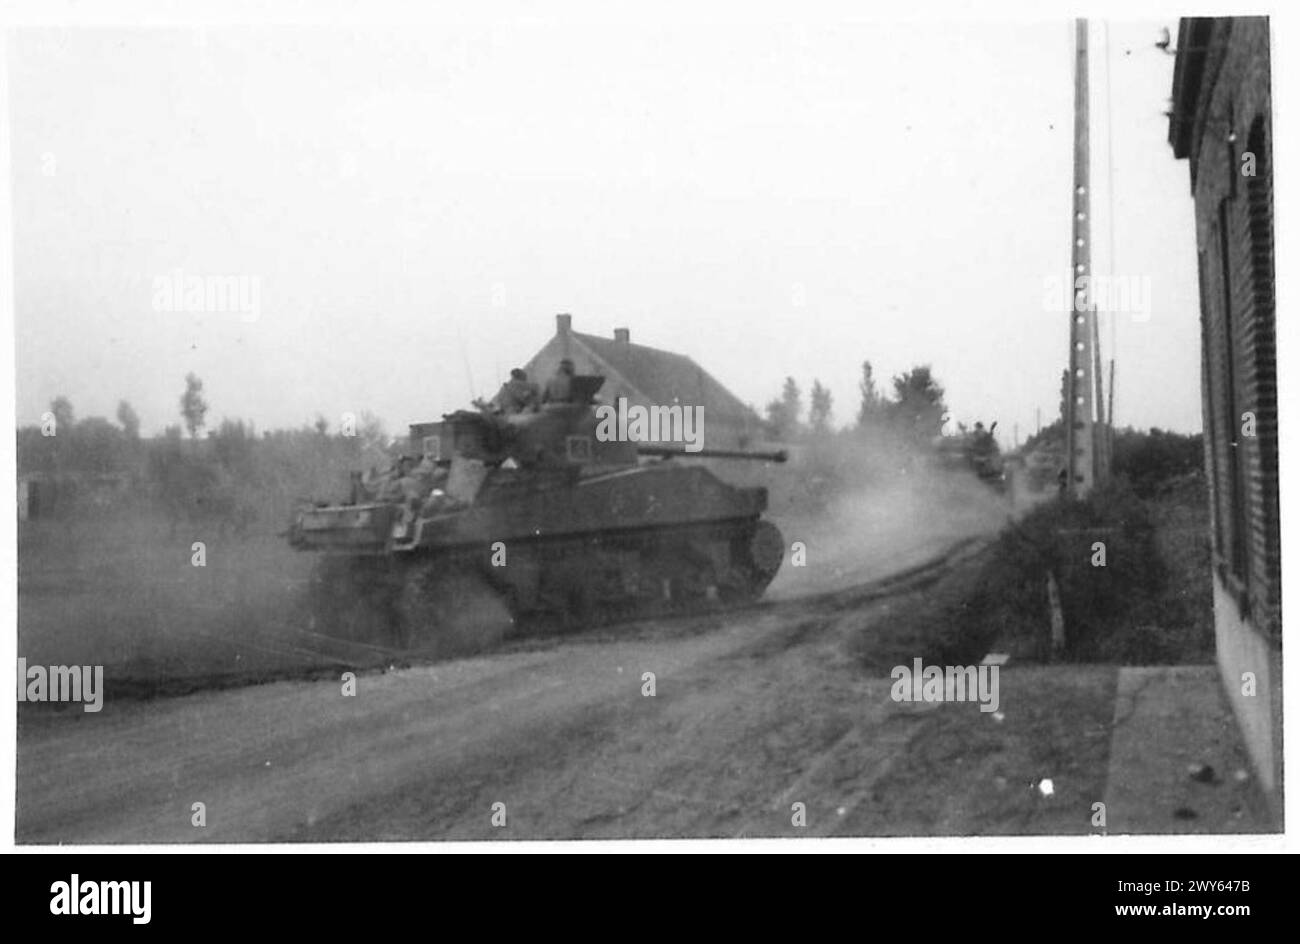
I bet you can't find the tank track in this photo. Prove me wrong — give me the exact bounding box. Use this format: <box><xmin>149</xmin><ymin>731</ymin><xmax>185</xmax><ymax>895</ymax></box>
<box><xmin>305</xmin><ymin>517</ymin><xmax>784</xmax><ymax>650</ymax></box>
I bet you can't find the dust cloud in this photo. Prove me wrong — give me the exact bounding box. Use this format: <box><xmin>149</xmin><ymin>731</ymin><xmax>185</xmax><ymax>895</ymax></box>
<box><xmin>757</xmin><ymin>437</ymin><xmax>1014</xmax><ymax>599</ymax></box>
<box><xmin>17</xmin><ymin>431</ymin><xmax>1019</xmax><ymax>692</ymax></box>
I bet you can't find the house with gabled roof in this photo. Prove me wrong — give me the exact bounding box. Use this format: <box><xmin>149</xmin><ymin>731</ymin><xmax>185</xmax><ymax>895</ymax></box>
<box><xmin>521</xmin><ymin>314</ymin><xmax>762</xmax><ymax>451</ymax></box>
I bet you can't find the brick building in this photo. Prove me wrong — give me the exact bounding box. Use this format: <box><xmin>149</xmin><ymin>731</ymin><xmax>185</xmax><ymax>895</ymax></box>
<box><xmin>521</xmin><ymin>314</ymin><xmax>763</xmax><ymax>451</ymax></box>
<box><xmin>1168</xmin><ymin>17</ymin><xmax>1281</xmax><ymax>807</ymax></box>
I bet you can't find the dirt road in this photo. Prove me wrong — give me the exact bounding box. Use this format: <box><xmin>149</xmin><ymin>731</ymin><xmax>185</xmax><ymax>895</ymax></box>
<box><xmin>19</xmin><ymin>507</ymin><xmax>1030</xmax><ymax>843</ymax></box>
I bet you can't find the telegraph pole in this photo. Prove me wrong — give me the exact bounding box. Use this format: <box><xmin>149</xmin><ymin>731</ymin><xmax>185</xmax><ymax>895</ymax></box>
<box><xmin>1065</xmin><ymin>18</ymin><xmax>1098</xmax><ymax>497</ymax></box>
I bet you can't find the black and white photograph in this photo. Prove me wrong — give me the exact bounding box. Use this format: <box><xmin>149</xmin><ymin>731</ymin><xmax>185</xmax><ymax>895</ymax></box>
<box><xmin>3</xmin><ymin>0</ymin><xmax>1290</xmax><ymax>859</ymax></box>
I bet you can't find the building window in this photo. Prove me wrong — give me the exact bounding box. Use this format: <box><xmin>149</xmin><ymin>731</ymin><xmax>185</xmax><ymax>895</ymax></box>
<box><xmin>1196</xmin><ymin>247</ymin><xmax>1218</xmax><ymax>506</ymax></box>
<box><xmin>1216</xmin><ymin>199</ymin><xmax>1249</xmax><ymax>586</ymax></box>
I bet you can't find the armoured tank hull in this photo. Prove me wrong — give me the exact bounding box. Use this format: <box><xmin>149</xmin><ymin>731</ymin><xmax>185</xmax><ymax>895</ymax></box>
<box><xmin>933</xmin><ymin>424</ymin><xmax>1007</xmax><ymax>493</ymax></box>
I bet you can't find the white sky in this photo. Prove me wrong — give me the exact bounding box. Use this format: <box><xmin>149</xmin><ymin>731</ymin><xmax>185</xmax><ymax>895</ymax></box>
<box><xmin>8</xmin><ymin>15</ymin><xmax>1203</xmax><ymax>445</ymax></box>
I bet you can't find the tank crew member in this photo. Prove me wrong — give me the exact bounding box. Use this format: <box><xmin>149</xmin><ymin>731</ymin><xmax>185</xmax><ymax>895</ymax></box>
<box><xmin>543</xmin><ymin>358</ymin><xmax>576</xmax><ymax>404</ymax></box>
<box><xmin>375</xmin><ymin>456</ymin><xmax>414</xmax><ymax>502</ymax></box>
<box><xmin>491</xmin><ymin>368</ymin><xmax>540</xmax><ymax>414</ymax></box>
<box><xmin>399</xmin><ymin>462</ymin><xmax>429</xmax><ymax>503</ymax></box>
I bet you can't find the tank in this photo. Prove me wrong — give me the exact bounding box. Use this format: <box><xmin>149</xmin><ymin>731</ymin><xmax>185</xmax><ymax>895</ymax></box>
<box><xmin>288</xmin><ymin>375</ymin><xmax>788</xmax><ymax>647</ymax></box>
<box><xmin>933</xmin><ymin>421</ymin><xmax>1007</xmax><ymax>492</ymax></box>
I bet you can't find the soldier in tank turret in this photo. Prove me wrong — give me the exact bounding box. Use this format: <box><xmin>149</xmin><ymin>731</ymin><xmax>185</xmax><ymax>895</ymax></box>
<box><xmin>543</xmin><ymin>358</ymin><xmax>576</xmax><ymax>404</ymax></box>
<box><xmin>491</xmin><ymin>368</ymin><xmax>540</xmax><ymax>415</ymax></box>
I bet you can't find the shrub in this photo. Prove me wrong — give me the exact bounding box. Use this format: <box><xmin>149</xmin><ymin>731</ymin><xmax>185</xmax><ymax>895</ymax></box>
<box><xmin>944</xmin><ymin>481</ymin><xmax>1172</xmax><ymax>662</ymax></box>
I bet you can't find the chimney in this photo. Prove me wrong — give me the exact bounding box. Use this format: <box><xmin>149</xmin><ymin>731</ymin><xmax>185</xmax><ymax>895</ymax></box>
<box><xmin>556</xmin><ymin>313</ymin><xmax>572</xmax><ymax>334</ymax></box>
<box><xmin>614</xmin><ymin>327</ymin><xmax>630</xmax><ymax>344</ymax></box>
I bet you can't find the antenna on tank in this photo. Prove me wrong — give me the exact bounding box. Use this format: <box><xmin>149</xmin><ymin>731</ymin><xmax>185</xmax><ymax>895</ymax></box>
<box><xmin>453</xmin><ymin>323</ymin><xmax>477</xmax><ymax>400</ymax></box>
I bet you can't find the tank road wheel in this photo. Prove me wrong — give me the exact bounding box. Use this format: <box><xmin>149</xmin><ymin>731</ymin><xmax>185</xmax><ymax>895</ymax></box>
<box><xmin>663</xmin><ymin>545</ymin><xmax>713</xmax><ymax>613</ymax></box>
<box><xmin>534</xmin><ymin>559</ymin><xmax>597</xmax><ymax>634</ymax></box>
<box><xmin>718</xmin><ymin>520</ymin><xmax>785</xmax><ymax>605</ymax></box>
<box><xmin>304</xmin><ymin>555</ymin><xmax>395</xmax><ymax>645</ymax></box>
<box><xmin>563</xmin><ymin>580</ymin><xmax>595</xmax><ymax>633</ymax></box>
<box><xmin>393</xmin><ymin>566</ymin><xmax>445</xmax><ymax>650</ymax></box>
<box><xmin>393</xmin><ymin>563</ymin><xmax>514</xmax><ymax>657</ymax></box>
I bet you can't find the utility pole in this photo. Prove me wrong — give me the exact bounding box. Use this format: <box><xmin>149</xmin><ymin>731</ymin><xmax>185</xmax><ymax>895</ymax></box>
<box><xmin>1065</xmin><ymin>18</ymin><xmax>1098</xmax><ymax>498</ymax></box>
<box><xmin>1107</xmin><ymin>358</ymin><xmax>1116</xmax><ymax>457</ymax></box>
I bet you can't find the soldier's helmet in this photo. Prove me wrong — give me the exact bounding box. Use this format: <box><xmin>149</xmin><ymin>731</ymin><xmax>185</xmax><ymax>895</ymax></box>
<box><xmin>559</xmin><ymin>358</ymin><xmax>575</xmax><ymax>373</ymax></box>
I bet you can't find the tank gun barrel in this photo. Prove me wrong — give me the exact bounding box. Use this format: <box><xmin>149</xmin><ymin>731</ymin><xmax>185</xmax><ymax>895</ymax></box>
<box><xmin>637</xmin><ymin>445</ymin><xmax>788</xmax><ymax>463</ymax></box>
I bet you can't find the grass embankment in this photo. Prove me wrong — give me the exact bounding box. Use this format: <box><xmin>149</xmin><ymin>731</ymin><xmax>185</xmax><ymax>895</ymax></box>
<box><xmin>853</xmin><ymin>474</ymin><xmax>1214</xmax><ymax>668</ymax></box>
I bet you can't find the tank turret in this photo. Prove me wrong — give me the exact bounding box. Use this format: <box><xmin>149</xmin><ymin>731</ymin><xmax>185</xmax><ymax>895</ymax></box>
<box><xmin>410</xmin><ymin>376</ymin><xmax>787</xmax><ymax>471</ymax></box>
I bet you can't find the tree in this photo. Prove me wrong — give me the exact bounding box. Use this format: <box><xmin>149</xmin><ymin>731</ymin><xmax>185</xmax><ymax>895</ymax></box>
<box><xmin>49</xmin><ymin>396</ymin><xmax>75</xmax><ymax>433</ymax></box>
<box><xmin>356</xmin><ymin>410</ymin><xmax>391</xmax><ymax>468</ymax></box>
<box><xmin>44</xmin><ymin>396</ymin><xmax>77</xmax><ymax>467</ymax></box>
<box><xmin>1025</xmin><ymin>418</ymin><xmax>1064</xmax><ymax>451</ymax></box>
<box><xmin>888</xmin><ymin>365</ymin><xmax>947</xmax><ymax>442</ymax></box>
<box><xmin>857</xmin><ymin>360</ymin><xmax>883</xmax><ymax>428</ymax></box>
<box><xmin>358</xmin><ymin>410</ymin><xmax>387</xmax><ymax>448</ymax></box>
<box><xmin>116</xmin><ymin>400</ymin><xmax>141</xmax><ymax>439</ymax></box>
<box><xmin>764</xmin><ymin>377</ymin><xmax>804</xmax><ymax>441</ymax></box>
<box><xmin>72</xmin><ymin>417</ymin><xmax>123</xmax><ymax>475</ymax></box>
<box><xmin>212</xmin><ymin>418</ymin><xmax>255</xmax><ymax>475</ymax></box>
<box><xmin>1113</xmin><ymin>427</ymin><xmax>1204</xmax><ymax>497</ymax></box>
<box><xmin>180</xmin><ymin>373</ymin><xmax>208</xmax><ymax>439</ymax></box>
<box><xmin>314</xmin><ymin>415</ymin><xmax>329</xmax><ymax>436</ymax></box>
<box><xmin>782</xmin><ymin>377</ymin><xmax>802</xmax><ymax>428</ymax></box>
<box><xmin>809</xmin><ymin>380</ymin><xmax>833</xmax><ymax>436</ymax></box>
